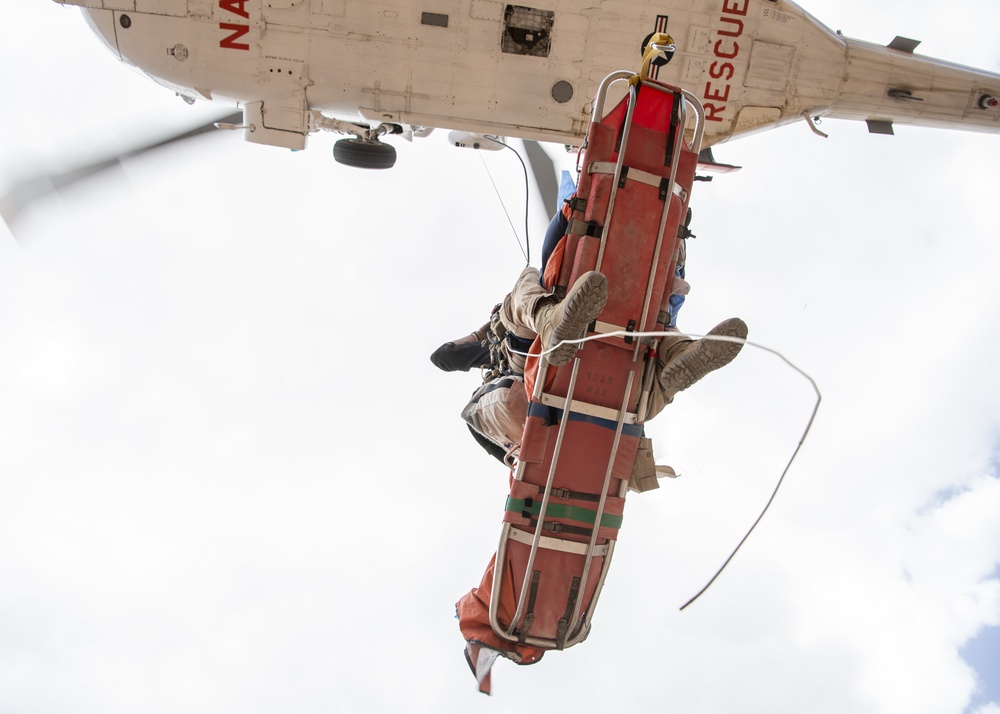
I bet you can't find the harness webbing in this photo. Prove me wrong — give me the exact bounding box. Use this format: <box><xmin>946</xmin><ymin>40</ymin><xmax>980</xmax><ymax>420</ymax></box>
<box><xmin>506</xmin><ymin>333</ymin><xmax>534</xmax><ymax>352</ymax></box>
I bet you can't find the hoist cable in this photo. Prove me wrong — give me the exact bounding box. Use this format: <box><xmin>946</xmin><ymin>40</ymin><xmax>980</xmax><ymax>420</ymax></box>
<box><xmin>477</xmin><ymin>136</ymin><xmax>531</xmax><ymax>265</ymax></box>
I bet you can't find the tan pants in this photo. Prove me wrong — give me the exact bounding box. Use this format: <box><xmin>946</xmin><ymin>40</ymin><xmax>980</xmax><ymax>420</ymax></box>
<box><xmin>497</xmin><ymin>267</ymin><xmax>554</xmax><ymax>375</ymax></box>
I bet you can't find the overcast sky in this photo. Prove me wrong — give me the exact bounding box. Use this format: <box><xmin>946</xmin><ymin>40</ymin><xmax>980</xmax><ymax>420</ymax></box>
<box><xmin>1</xmin><ymin>2</ymin><xmax>999</xmax><ymax>712</ymax></box>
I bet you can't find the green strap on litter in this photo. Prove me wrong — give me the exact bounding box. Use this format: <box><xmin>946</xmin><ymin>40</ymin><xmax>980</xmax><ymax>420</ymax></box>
<box><xmin>506</xmin><ymin>497</ymin><xmax>623</xmax><ymax>530</ymax></box>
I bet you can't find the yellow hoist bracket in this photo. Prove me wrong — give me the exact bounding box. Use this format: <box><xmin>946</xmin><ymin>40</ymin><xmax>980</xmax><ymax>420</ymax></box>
<box><xmin>632</xmin><ymin>33</ymin><xmax>676</xmax><ymax>88</ymax></box>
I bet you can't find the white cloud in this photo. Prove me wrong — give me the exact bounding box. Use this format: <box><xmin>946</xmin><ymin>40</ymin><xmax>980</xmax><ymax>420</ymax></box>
<box><xmin>2</xmin><ymin>2</ymin><xmax>1000</xmax><ymax>713</ymax></box>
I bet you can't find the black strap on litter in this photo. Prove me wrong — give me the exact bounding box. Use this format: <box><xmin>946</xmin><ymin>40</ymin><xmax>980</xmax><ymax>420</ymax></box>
<box><xmin>614</xmin><ymin>106</ymin><xmax>627</xmax><ymax>153</ymax></box>
<box><xmin>659</xmin><ymin>177</ymin><xmax>672</xmax><ymax>202</ymax></box>
<box><xmin>623</xmin><ymin>319</ymin><xmax>637</xmax><ymax>345</ymax></box>
<box><xmin>541</xmin><ymin>404</ymin><xmax>559</xmax><ymax>427</ymax></box>
<box><xmin>539</xmin><ymin>520</ymin><xmax>593</xmax><ymax>538</ymax></box>
<box><xmin>664</xmin><ymin>91</ymin><xmax>680</xmax><ymax>166</ymax></box>
<box><xmin>522</xmin><ymin>517</ymin><xmax>594</xmax><ymax>538</ymax></box>
<box><xmin>617</xmin><ymin>166</ymin><xmax>630</xmax><ymax>189</ymax></box>
<box><xmin>556</xmin><ymin>576</ymin><xmax>581</xmax><ymax>650</ymax></box>
<box><xmin>565</xmin><ymin>195</ymin><xmax>588</xmax><ymax>213</ymax></box>
<box><xmin>544</xmin><ymin>486</ymin><xmax>602</xmax><ymax>503</ymax></box>
<box><xmin>518</xmin><ymin>570</ymin><xmax>541</xmax><ymax>644</ymax></box>
<box><xmin>569</xmin><ymin>219</ymin><xmax>603</xmax><ymax>238</ymax></box>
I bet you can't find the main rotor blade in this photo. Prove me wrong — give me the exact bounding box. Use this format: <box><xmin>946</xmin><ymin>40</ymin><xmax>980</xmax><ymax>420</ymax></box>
<box><xmin>1</xmin><ymin>112</ymin><xmax>242</xmax><ymax>240</ymax></box>
<box><xmin>522</xmin><ymin>140</ymin><xmax>559</xmax><ymax>218</ymax></box>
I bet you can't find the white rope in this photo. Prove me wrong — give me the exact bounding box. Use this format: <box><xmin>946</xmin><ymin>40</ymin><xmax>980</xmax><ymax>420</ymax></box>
<box><xmin>512</xmin><ymin>329</ymin><xmax>822</xmax><ymax>610</ymax></box>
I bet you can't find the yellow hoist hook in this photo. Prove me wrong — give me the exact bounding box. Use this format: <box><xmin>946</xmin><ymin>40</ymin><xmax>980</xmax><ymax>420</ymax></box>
<box><xmin>632</xmin><ymin>32</ymin><xmax>676</xmax><ymax>87</ymax></box>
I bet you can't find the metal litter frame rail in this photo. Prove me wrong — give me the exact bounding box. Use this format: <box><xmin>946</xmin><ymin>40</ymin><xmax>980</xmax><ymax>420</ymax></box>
<box><xmin>489</xmin><ymin>70</ymin><xmax>707</xmax><ymax>651</ymax></box>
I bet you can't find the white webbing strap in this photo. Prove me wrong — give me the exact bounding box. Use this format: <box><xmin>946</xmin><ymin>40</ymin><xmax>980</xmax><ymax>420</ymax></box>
<box><xmin>537</xmin><ymin>391</ymin><xmax>639</xmax><ymax>425</ymax></box>
<box><xmin>507</xmin><ymin>525</ymin><xmax>610</xmax><ymax>556</ymax></box>
<box><xmin>588</xmin><ymin>161</ymin><xmax>688</xmax><ymax>202</ymax></box>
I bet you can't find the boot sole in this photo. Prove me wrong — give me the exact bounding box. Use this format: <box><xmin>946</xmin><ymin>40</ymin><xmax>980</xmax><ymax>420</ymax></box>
<box><xmin>659</xmin><ymin>318</ymin><xmax>747</xmax><ymax>393</ymax></box>
<box><xmin>549</xmin><ymin>273</ymin><xmax>608</xmax><ymax>366</ymax></box>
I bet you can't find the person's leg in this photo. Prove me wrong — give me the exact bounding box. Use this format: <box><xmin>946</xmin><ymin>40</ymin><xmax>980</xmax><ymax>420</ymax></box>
<box><xmin>499</xmin><ymin>266</ymin><xmax>608</xmax><ymax>368</ymax></box>
<box><xmin>499</xmin><ymin>267</ymin><xmax>551</xmax><ymax>341</ymax></box>
<box><xmin>533</xmin><ymin>272</ymin><xmax>608</xmax><ymax>365</ymax></box>
<box><xmin>658</xmin><ymin>318</ymin><xmax>747</xmax><ymax>398</ymax></box>
<box><xmin>643</xmin><ymin>318</ymin><xmax>747</xmax><ymax>418</ymax></box>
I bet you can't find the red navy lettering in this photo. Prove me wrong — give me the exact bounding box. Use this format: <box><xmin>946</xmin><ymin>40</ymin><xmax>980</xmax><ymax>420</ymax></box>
<box><xmin>713</xmin><ymin>39</ymin><xmax>739</xmax><ymax>59</ymax></box>
<box><xmin>704</xmin><ymin>0</ymin><xmax>748</xmax><ymax>122</ymax></box>
<box><xmin>219</xmin><ymin>0</ymin><xmax>249</xmax><ymax>18</ymax></box>
<box><xmin>219</xmin><ymin>0</ymin><xmax>250</xmax><ymax>51</ymax></box>
<box><xmin>718</xmin><ymin>17</ymin><xmax>744</xmax><ymax>37</ymax></box>
<box><xmin>220</xmin><ymin>22</ymin><xmax>250</xmax><ymax>50</ymax></box>
<box><xmin>709</xmin><ymin>61</ymin><xmax>735</xmax><ymax>81</ymax></box>
<box><xmin>705</xmin><ymin>82</ymin><xmax>730</xmax><ymax>103</ymax></box>
<box><xmin>722</xmin><ymin>0</ymin><xmax>749</xmax><ymax>15</ymax></box>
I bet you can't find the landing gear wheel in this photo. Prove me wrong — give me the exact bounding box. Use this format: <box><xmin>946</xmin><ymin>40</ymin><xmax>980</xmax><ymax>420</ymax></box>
<box><xmin>333</xmin><ymin>138</ymin><xmax>397</xmax><ymax>169</ymax></box>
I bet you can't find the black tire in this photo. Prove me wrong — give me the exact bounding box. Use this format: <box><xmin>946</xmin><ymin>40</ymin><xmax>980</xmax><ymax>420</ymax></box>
<box><xmin>333</xmin><ymin>138</ymin><xmax>397</xmax><ymax>169</ymax></box>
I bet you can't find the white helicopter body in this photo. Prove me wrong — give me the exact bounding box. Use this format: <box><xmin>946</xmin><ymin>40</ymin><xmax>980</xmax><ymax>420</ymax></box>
<box><xmin>57</xmin><ymin>0</ymin><xmax>1000</xmax><ymax>153</ymax></box>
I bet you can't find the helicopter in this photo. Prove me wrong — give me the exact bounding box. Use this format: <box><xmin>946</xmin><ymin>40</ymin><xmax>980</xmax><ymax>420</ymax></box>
<box><xmin>10</xmin><ymin>0</ymin><xmax>999</xmax><ymax>231</ymax></box>
<box><xmin>49</xmin><ymin>0</ymin><xmax>1000</xmax><ymax>167</ymax></box>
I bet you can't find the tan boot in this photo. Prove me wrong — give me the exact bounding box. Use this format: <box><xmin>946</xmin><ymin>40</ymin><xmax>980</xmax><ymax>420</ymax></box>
<box><xmin>658</xmin><ymin>317</ymin><xmax>747</xmax><ymax>399</ymax></box>
<box><xmin>534</xmin><ymin>271</ymin><xmax>608</xmax><ymax>366</ymax></box>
